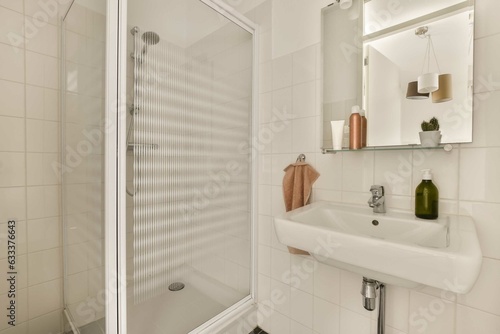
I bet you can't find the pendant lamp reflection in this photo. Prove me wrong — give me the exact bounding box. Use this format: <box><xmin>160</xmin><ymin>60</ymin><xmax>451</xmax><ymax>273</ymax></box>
<box><xmin>406</xmin><ymin>81</ymin><xmax>429</xmax><ymax>100</ymax></box>
<box><xmin>416</xmin><ymin>27</ymin><xmax>441</xmax><ymax>94</ymax></box>
<box><xmin>418</xmin><ymin>73</ymin><xmax>439</xmax><ymax>93</ymax></box>
<box><xmin>432</xmin><ymin>74</ymin><xmax>453</xmax><ymax>103</ymax></box>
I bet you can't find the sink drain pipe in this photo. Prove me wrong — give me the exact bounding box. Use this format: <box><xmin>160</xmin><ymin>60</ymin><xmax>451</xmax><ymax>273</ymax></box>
<box><xmin>361</xmin><ymin>277</ymin><xmax>385</xmax><ymax>334</ymax></box>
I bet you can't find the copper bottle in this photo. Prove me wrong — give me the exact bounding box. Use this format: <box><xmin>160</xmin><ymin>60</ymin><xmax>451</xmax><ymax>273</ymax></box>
<box><xmin>349</xmin><ymin>106</ymin><xmax>362</xmax><ymax>150</ymax></box>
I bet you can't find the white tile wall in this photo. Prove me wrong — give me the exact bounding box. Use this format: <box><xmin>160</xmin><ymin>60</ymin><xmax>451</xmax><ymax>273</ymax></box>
<box><xmin>0</xmin><ymin>1</ymin><xmax>63</xmax><ymax>333</ymax></box>
<box><xmin>255</xmin><ymin>0</ymin><xmax>500</xmax><ymax>333</ymax></box>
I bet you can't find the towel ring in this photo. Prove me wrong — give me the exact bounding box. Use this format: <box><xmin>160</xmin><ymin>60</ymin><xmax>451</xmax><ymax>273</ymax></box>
<box><xmin>296</xmin><ymin>154</ymin><xmax>306</xmax><ymax>162</ymax></box>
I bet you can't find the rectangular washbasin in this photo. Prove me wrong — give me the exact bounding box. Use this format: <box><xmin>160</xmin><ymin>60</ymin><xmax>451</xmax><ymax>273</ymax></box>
<box><xmin>274</xmin><ymin>201</ymin><xmax>482</xmax><ymax>293</ymax></box>
<box><xmin>290</xmin><ymin>202</ymin><xmax>450</xmax><ymax>248</ymax></box>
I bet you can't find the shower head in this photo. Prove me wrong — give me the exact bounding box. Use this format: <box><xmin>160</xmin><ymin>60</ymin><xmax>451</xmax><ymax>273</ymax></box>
<box><xmin>140</xmin><ymin>31</ymin><xmax>159</xmax><ymax>58</ymax></box>
<box><xmin>142</xmin><ymin>31</ymin><xmax>160</xmax><ymax>45</ymax></box>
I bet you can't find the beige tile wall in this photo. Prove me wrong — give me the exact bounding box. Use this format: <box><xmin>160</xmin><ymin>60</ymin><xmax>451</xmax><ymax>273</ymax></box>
<box><xmin>0</xmin><ymin>0</ymin><xmax>63</xmax><ymax>333</ymax></box>
<box><xmin>253</xmin><ymin>0</ymin><xmax>500</xmax><ymax>333</ymax></box>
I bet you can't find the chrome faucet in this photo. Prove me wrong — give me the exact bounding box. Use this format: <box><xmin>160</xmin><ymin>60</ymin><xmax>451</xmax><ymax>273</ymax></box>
<box><xmin>368</xmin><ymin>185</ymin><xmax>386</xmax><ymax>213</ymax></box>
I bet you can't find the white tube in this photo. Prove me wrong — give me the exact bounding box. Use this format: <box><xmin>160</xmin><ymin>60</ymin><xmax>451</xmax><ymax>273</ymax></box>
<box><xmin>331</xmin><ymin>120</ymin><xmax>345</xmax><ymax>150</ymax></box>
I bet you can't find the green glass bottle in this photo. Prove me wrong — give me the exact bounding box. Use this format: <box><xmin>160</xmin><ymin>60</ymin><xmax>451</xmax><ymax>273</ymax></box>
<box><xmin>415</xmin><ymin>169</ymin><xmax>439</xmax><ymax>219</ymax></box>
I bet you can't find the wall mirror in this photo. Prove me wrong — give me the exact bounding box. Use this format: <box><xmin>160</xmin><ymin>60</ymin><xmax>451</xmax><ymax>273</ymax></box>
<box><xmin>321</xmin><ymin>0</ymin><xmax>474</xmax><ymax>149</ymax></box>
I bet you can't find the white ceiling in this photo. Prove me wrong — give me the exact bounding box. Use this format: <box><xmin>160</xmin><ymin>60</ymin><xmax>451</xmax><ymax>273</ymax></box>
<box><xmin>364</xmin><ymin>0</ymin><xmax>468</xmax><ymax>35</ymax></box>
<box><xmin>128</xmin><ymin>0</ymin><xmax>264</xmax><ymax>48</ymax></box>
<box><xmin>366</xmin><ymin>10</ymin><xmax>473</xmax><ymax>74</ymax></box>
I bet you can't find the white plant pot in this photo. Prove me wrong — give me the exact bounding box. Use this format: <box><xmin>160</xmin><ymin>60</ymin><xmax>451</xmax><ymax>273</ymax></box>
<box><xmin>419</xmin><ymin>131</ymin><xmax>442</xmax><ymax>147</ymax></box>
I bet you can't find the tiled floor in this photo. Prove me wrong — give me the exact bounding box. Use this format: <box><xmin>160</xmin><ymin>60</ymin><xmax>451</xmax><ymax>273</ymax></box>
<box><xmin>73</xmin><ymin>320</ymin><xmax>267</xmax><ymax>334</ymax></box>
<box><xmin>78</xmin><ymin>318</ymin><xmax>106</xmax><ymax>334</ymax></box>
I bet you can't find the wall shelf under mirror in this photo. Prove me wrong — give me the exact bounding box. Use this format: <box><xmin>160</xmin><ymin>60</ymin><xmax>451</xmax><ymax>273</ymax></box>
<box><xmin>321</xmin><ymin>143</ymin><xmax>454</xmax><ymax>154</ymax></box>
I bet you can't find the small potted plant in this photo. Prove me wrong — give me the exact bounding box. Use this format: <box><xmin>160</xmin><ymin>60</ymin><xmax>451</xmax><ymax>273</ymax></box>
<box><xmin>419</xmin><ymin>117</ymin><xmax>442</xmax><ymax>147</ymax></box>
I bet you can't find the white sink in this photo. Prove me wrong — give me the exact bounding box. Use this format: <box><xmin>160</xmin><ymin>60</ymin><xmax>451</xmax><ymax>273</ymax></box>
<box><xmin>274</xmin><ymin>201</ymin><xmax>482</xmax><ymax>293</ymax></box>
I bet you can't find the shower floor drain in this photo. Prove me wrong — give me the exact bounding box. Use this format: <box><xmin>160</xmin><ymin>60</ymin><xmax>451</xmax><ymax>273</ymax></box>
<box><xmin>168</xmin><ymin>282</ymin><xmax>185</xmax><ymax>291</ymax></box>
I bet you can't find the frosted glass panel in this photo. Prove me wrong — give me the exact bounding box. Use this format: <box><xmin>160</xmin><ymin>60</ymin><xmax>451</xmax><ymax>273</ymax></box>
<box><xmin>62</xmin><ymin>1</ymin><xmax>107</xmax><ymax>332</ymax></box>
<box><xmin>126</xmin><ymin>0</ymin><xmax>253</xmax><ymax>332</ymax></box>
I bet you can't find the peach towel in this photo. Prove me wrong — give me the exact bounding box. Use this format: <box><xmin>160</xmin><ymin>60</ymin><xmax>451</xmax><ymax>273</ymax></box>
<box><xmin>282</xmin><ymin>162</ymin><xmax>320</xmax><ymax>255</ymax></box>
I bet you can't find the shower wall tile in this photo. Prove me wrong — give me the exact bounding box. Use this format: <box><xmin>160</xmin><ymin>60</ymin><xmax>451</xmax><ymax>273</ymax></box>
<box><xmin>0</xmin><ymin>289</ymin><xmax>28</xmax><ymax>331</ymax></box>
<box><xmin>66</xmin><ymin>271</ymin><xmax>88</xmax><ymax>305</ymax></box>
<box><xmin>0</xmin><ymin>116</ymin><xmax>25</xmax><ymax>151</ymax></box>
<box><xmin>0</xmin><ymin>187</ymin><xmax>26</xmax><ymax>221</ymax></box>
<box><xmin>0</xmin><ymin>43</ymin><xmax>24</xmax><ymax>82</ymax></box>
<box><xmin>27</xmin><ymin>310</ymin><xmax>62</xmax><ymax>334</ymax></box>
<box><xmin>0</xmin><ymin>79</ymin><xmax>24</xmax><ymax>117</ymax></box>
<box><xmin>0</xmin><ymin>255</ymin><xmax>27</xmax><ymax>291</ymax></box>
<box><xmin>25</xmin><ymin>51</ymin><xmax>59</xmax><ymax>89</ymax></box>
<box><xmin>26</xmin><ymin>186</ymin><xmax>59</xmax><ymax>219</ymax></box>
<box><xmin>24</xmin><ymin>0</ymin><xmax>60</xmax><ymax>25</ymax></box>
<box><xmin>26</xmin><ymin>119</ymin><xmax>44</xmax><ymax>152</ymax></box>
<box><xmin>0</xmin><ymin>0</ymin><xmax>23</xmax><ymax>13</ymax></box>
<box><xmin>43</xmin><ymin>121</ymin><xmax>60</xmax><ymax>153</ymax></box>
<box><xmin>25</xmin><ymin>155</ymin><xmax>43</xmax><ymax>182</ymax></box>
<box><xmin>26</xmin><ymin>85</ymin><xmax>44</xmax><ymax>119</ymax></box>
<box><xmin>0</xmin><ymin>1</ymin><xmax>67</xmax><ymax>333</ymax></box>
<box><xmin>27</xmin><ymin>279</ymin><xmax>62</xmax><ymax>319</ymax></box>
<box><xmin>27</xmin><ymin>248</ymin><xmax>61</xmax><ymax>286</ymax></box>
<box><xmin>26</xmin><ymin>86</ymin><xmax>60</xmax><ymax>121</ymax></box>
<box><xmin>27</xmin><ymin>217</ymin><xmax>60</xmax><ymax>252</ymax></box>
<box><xmin>0</xmin><ymin>153</ymin><xmax>25</xmax><ymax>186</ymax></box>
<box><xmin>25</xmin><ymin>21</ymin><xmax>58</xmax><ymax>58</ymax></box>
<box><xmin>0</xmin><ymin>7</ymin><xmax>24</xmax><ymax>47</ymax></box>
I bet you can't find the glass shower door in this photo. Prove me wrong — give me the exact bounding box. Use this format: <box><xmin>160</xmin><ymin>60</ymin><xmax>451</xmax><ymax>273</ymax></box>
<box><xmin>62</xmin><ymin>1</ymin><xmax>107</xmax><ymax>332</ymax></box>
<box><xmin>125</xmin><ymin>0</ymin><xmax>254</xmax><ymax>333</ymax></box>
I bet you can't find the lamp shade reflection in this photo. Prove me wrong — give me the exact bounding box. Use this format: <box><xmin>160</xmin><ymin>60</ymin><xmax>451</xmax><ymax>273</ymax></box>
<box><xmin>406</xmin><ymin>81</ymin><xmax>430</xmax><ymax>100</ymax></box>
<box><xmin>432</xmin><ymin>74</ymin><xmax>453</xmax><ymax>103</ymax></box>
<box><xmin>418</xmin><ymin>72</ymin><xmax>439</xmax><ymax>93</ymax></box>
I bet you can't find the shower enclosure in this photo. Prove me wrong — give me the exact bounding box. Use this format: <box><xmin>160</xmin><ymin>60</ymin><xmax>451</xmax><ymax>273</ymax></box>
<box><xmin>62</xmin><ymin>0</ymin><xmax>257</xmax><ymax>333</ymax></box>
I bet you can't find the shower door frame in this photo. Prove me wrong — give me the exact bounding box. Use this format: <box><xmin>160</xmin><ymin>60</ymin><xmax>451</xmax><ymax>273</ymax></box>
<box><xmin>107</xmin><ymin>0</ymin><xmax>260</xmax><ymax>333</ymax></box>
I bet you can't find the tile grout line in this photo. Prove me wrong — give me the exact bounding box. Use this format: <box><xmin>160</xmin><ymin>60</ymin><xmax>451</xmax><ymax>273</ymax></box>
<box><xmin>22</xmin><ymin>0</ymin><xmax>32</xmax><ymax>325</ymax></box>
